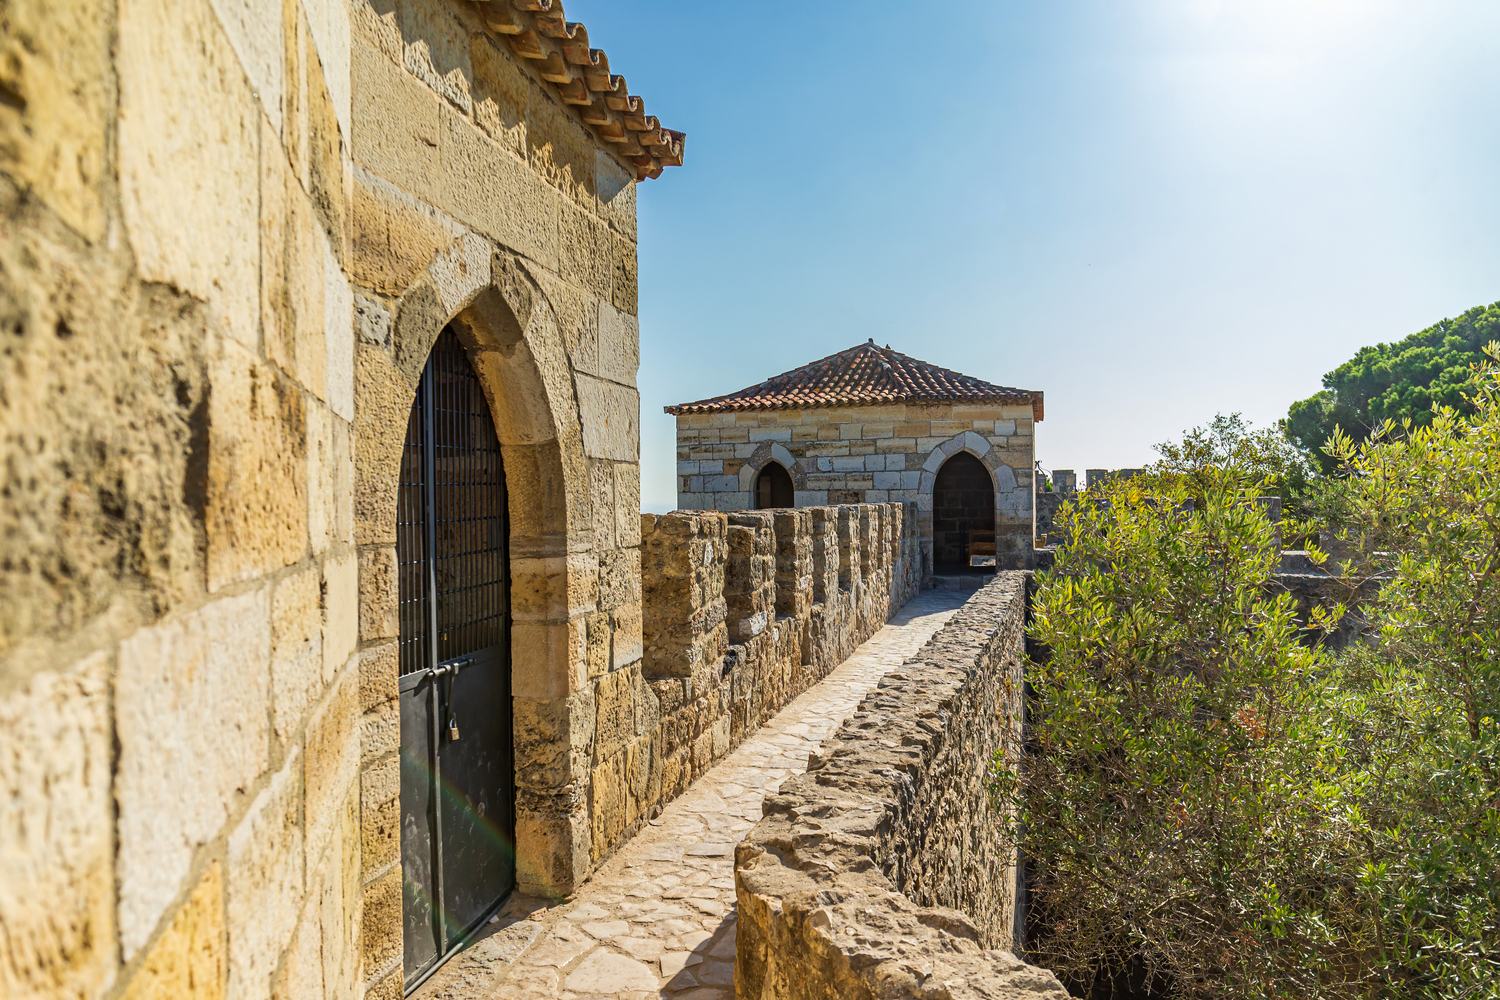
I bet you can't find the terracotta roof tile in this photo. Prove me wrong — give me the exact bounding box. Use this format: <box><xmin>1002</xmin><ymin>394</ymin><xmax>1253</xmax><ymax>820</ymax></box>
<box><xmin>665</xmin><ymin>341</ymin><xmax>1044</xmax><ymax>421</ymax></box>
<box><xmin>476</xmin><ymin>0</ymin><xmax>683</xmax><ymax>181</ymax></box>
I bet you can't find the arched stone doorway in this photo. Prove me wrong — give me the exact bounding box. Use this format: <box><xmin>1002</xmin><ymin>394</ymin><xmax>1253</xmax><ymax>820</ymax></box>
<box><xmin>932</xmin><ymin>452</ymin><xmax>995</xmax><ymax>573</ymax></box>
<box><xmin>755</xmin><ymin>461</ymin><xmax>794</xmax><ymax>508</ymax></box>
<box><xmin>397</xmin><ymin>326</ymin><xmax>515</xmax><ymax>989</ymax></box>
<box><xmin>357</xmin><ymin>249</ymin><xmax>600</xmax><ymax>996</ymax></box>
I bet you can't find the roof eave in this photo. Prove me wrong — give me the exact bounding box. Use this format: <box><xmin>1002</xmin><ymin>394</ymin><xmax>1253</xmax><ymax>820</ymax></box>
<box><xmin>667</xmin><ymin>392</ymin><xmax>1045</xmax><ymax>418</ymax></box>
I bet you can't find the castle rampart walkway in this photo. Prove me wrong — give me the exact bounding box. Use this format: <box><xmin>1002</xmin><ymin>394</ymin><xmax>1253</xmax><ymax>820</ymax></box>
<box><xmin>412</xmin><ymin>589</ymin><xmax>973</xmax><ymax>1000</ymax></box>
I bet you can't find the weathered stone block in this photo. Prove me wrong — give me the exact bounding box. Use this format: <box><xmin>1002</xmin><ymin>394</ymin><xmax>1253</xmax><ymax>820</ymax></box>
<box><xmin>613</xmin><ymin>601</ymin><xmax>644</xmax><ymax>670</ymax></box>
<box><xmin>513</xmin><ymin>693</ymin><xmax>592</xmax><ymax>792</ymax></box>
<box><xmin>584</xmin><ymin>611</ymin><xmax>611</xmax><ymax>680</ymax></box>
<box><xmin>323</xmin><ymin>551</ymin><xmax>358</xmax><ymax>678</ymax></box>
<box><xmin>272</xmin><ymin>902</ymin><xmax>322</xmax><ymax>1000</ymax></box>
<box><xmin>593</xmin><ymin>667</ymin><xmax>635</xmax><ymax>762</ymax></box>
<box><xmin>0</xmin><ymin>0</ymin><xmax>110</xmax><ymax>241</ymax></box>
<box><xmin>208</xmin><ymin>0</ymin><xmax>284</xmax><ymax>132</ymax></box>
<box><xmin>119</xmin><ymin>0</ymin><xmax>260</xmax><ymax>348</ymax></box>
<box><xmin>317</xmin><ymin>794</ymin><xmax>361</xmax><ymax>1000</ymax></box>
<box><xmin>122</xmin><ymin>862</ymin><xmax>226</xmax><ymax>1000</ymax></box>
<box><xmin>514</xmin><ymin>812</ymin><xmax>590</xmax><ymax>899</ymax></box>
<box><xmin>353</xmin><ymin>343</ymin><xmax>413</xmax><ymax>544</ymax></box>
<box><xmin>359</xmin><ymin>867</ymin><xmax>402</xmax><ymax>981</ymax></box>
<box><xmin>117</xmin><ymin>588</ymin><xmax>271</xmax><ymax>958</ymax></box>
<box><xmin>437</xmin><ymin>104</ymin><xmax>558</xmax><ymax>268</ymax></box>
<box><xmin>360</xmin><ymin>755</ymin><xmax>400</xmax><ymax>879</ymax></box>
<box><xmin>307</xmin><ymin>404</ymin><xmax>355</xmax><ymax>554</ymax></box>
<box><xmin>350</xmin><ymin>175</ymin><xmax>460</xmax><ymax>296</ymax></box>
<box><xmin>527</xmin><ymin>81</ymin><xmax>596</xmax><ymax>207</ymax></box>
<box><xmin>351</xmin><ymin>42</ymin><xmax>439</xmax><ymax>200</ymax></box>
<box><xmin>207</xmin><ymin>342</ymin><xmax>309</xmax><ymax>590</ymax></box>
<box><xmin>398</xmin><ymin>0</ymin><xmax>472</xmax><ymax>112</ymax></box>
<box><xmin>576</xmin><ymin>374</ymin><xmax>639</xmax><ymax>462</ymax></box>
<box><xmin>272</xmin><ymin>565</ymin><xmax>324</xmax><ymax>742</ymax></box>
<box><xmin>304</xmin><ymin>666</ymin><xmax>360</xmax><ymax>875</ymax></box>
<box><xmin>470</xmin><ymin>33</ymin><xmax>527</xmax><ymax>155</ymax></box>
<box><xmin>227</xmin><ymin>752</ymin><xmax>304</xmax><ymax>1000</ymax></box>
<box><xmin>512</xmin><ymin>619</ymin><xmax>585</xmax><ymax>700</ymax></box>
<box><xmin>611</xmin><ymin>233</ymin><xmax>637</xmax><ymax>313</ymax></box>
<box><xmin>358</xmin><ymin>545</ymin><xmax>398</xmax><ymax>642</ymax></box>
<box><xmin>598</xmin><ymin>547</ymin><xmax>641</xmax><ymax>612</ymax></box>
<box><xmin>325</xmin><ymin>244</ymin><xmax>354</xmax><ymax>422</ymax></box>
<box><xmin>588</xmin><ymin>752</ymin><xmax>627</xmax><ymax>860</ymax></box>
<box><xmin>559</xmin><ymin>199</ymin><xmax>613</xmax><ymax>302</ymax></box>
<box><xmin>596</xmin><ymin>149</ymin><xmax>637</xmax><ymax>240</ymax></box>
<box><xmin>301</xmin><ymin>0</ymin><xmax>352</xmax><ymax>142</ymax></box>
<box><xmin>0</xmin><ymin>653</ymin><xmax>115</xmax><ymax>1000</ymax></box>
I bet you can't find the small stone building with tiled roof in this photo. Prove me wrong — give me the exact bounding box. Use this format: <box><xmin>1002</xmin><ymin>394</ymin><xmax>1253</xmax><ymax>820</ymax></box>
<box><xmin>667</xmin><ymin>341</ymin><xmax>1043</xmax><ymax>574</ymax></box>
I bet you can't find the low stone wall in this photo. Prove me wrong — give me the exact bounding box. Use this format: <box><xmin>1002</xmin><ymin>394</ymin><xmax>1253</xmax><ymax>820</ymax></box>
<box><xmin>734</xmin><ymin>572</ymin><xmax>1067</xmax><ymax>999</ymax></box>
<box><xmin>586</xmin><ymin>503</ymin><xmax>921</xmax><ymax>864</ymax></box>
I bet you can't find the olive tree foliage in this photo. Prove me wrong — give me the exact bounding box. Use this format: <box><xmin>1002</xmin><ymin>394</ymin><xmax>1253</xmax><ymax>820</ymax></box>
<box><xmin>995</xmin><ymin>470</ymin><xmax>1346</xmax><ymax>997</ymax></box>
<box><xmin>1154</xmin><ymin>412</ymin><xmax>1315</xmax><ymax>516</ymax></box>
<box><xmin>1000</xmin><ymin>358</ymin><xmax>1500</xmax><ymax>998</ymax></box>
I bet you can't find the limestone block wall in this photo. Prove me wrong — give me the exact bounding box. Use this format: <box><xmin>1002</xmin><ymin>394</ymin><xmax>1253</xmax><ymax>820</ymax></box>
<box><xmin>0</xmin><ymin>1</ymin><xmax>652</xmax><ymax>999</ymax></box>
<box><xmin>616</xmin><ymin>503</ymin><xmax>920</xmax><ymax>861</ymax></box>
<box><xmin>735</xmin><ymin>573</ymin><xmax>1066</xmax><ymax>1000</ymax></box>
<box><xmin>673</xmin><ymin>403</ymin><xmax>1037</xmax><ymax>572</ymax></box>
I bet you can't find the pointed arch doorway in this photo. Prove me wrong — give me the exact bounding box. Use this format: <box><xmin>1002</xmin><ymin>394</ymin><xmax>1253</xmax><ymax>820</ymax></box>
<box><xmin>397</xmin><ymin>326</ymin><xmax>515</xmax><ymax>991</ymax></box>
<box><xmin>932</xmin><ymin>451</ymin><xmax>995</xmax><ymax>573</ymax></box>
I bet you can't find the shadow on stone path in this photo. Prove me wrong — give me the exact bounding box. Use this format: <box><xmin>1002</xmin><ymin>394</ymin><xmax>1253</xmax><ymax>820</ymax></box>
<box><xmin>412</xmin><ymin>589</ymin><xmax>975</xmax><ymax>1000</ymax></box>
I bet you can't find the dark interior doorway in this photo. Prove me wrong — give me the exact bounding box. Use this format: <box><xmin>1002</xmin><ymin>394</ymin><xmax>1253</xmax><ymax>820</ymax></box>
<box><xmin>755</xmin><ymin>461</ymin><xmax>794</xmax><ymax>509</ymax></box>
<box><xmin>397</xmin><ymin>327</ymin><xmax>514</xmax><ymax>993</ymax></box>
<box><xmin>932</xmin><ymin>452</ymin><xmax>995</xmax><ymax>574</ymax></box>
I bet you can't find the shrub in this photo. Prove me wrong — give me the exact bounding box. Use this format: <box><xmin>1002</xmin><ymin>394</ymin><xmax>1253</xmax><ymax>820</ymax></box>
<box><xmin>1003</xmin><ymin>358</ymin><xmax>1500</xmax><ymax>998</ymax></box>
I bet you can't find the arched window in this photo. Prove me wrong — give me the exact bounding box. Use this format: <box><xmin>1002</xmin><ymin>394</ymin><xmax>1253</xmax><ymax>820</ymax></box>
<box><xmin>754</xmin><ymin>461</ymin><xmax>794</xmax><ymax>509</ymax></box>
<box><xmin>932</xmin><ymin>452</ymin><xmax>995</xmax><ymax>572</ymax></box>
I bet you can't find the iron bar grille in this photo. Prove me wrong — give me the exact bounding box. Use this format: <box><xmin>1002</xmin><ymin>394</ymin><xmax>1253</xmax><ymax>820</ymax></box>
<box><xmin>397</xmin><ymin>327</ymin><xmax>508</xmax><ymax>677</ymax></box>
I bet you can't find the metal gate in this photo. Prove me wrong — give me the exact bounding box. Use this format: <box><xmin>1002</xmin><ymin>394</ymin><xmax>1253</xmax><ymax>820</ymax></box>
<box><xmin>397</xmin><ymin>327</ymin><xmax>515</xmax><ymax>992</ymax></box>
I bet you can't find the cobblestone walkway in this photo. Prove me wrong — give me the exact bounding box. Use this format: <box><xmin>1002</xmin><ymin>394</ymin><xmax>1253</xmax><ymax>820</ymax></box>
<box><xmin>414</xmin><ymin>589</ymin><xmax>973</xmax><ymax>1000</ymax></box>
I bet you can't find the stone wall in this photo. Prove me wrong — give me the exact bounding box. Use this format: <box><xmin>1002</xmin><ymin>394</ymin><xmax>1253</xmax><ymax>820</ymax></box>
<box><xmin>0</xmin><ymin>1</ymin><xmax>666</xmax><ymax>998</ymax></box>
<box><xmin>735</xmin><ymin>573</ymin><xmax>1067</xmax><ymax>1000</ymax></box>
<box><xmin>674</xmin><ymin>403</ymin><xmax>1037</xmax><ymax>572</ymax></box>
<box><xmin>611</xmin><ymin>503</ymin><xmax>920</xmax><ymax>863</ymax></box>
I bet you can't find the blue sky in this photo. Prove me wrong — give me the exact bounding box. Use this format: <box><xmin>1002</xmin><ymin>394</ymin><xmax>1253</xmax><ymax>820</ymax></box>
<box><xmin>568</xmin><ymin>1</ymin><xmax>1500</xmax><ymax>512</ymax></box>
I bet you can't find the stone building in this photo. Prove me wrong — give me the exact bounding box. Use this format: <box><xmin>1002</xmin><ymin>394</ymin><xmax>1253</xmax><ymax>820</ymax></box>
<box><xmin>0</xmin><ymin>1</ymin><xmax>684</xmax><ymax>997</ymax></box>
<box><xmin>667</xmin><ymin>341</ymin><xmax>1045</xmax><ymax>573</ymax></box>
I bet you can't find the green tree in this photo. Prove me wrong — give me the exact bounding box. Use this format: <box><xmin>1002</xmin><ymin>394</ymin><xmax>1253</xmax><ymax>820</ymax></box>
<box><xmin>1287</xmin><ymin>301</ymin><xmax>1500</xmax><ymax>472</ymax></box>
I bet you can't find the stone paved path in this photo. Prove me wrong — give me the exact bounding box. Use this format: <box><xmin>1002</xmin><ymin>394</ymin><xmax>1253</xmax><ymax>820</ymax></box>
<box><xmin>413</xmin><ymin>589</ymin><xmax>973</xmax><ymax>1000</ymax></box>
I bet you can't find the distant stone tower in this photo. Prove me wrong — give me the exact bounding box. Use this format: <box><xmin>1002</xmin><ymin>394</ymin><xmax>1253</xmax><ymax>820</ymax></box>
<box><xmin>667</xmin><ymin>341</ymin><xmax>1043</xmax><ymax>573</ymax></box>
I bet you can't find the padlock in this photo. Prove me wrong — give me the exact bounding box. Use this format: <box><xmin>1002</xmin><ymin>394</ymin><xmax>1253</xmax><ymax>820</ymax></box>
<box><xmin>448</xmin><ymin>717</ymin><xmax>460</xmax><ymax>742</ymax></box>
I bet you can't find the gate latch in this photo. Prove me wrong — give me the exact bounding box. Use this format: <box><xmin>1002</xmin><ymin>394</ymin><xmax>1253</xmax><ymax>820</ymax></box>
<box><xmin>428</xmin><ymin>657</ymin><xmax>473</xmax><ymax>679</ymax></box>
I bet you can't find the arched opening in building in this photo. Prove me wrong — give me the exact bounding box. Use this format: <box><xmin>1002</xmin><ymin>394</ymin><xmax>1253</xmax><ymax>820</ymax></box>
<box><xmin>397</xmin><ymin>326</ymin><xmax>515</xmax><ymax>991</ymax></box>
<box><xmin>932</xmin><ymin>452</ymin><xmax>995</xmax><ymax>574</ymax></box>
<box><xmin>755</xmin><ymin>461</ymin><xmax>794</xmax><ymax>509</ymax></box>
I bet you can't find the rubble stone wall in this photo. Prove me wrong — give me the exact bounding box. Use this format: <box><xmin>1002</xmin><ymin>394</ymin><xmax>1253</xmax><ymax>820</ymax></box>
<box><xmin>621</xmin><ymin>503</ymin><xmax>921</xmax><ymax>861</ymax></box>
<box><xmin>674</xmin><ymin>404</ymin><xmax>1037</xmax><ymax>572</ymax></box>
<box><xmin>735</xmin><ymin>573</ymin><xmax>1068</xmax><ymax>1000</ymax></box>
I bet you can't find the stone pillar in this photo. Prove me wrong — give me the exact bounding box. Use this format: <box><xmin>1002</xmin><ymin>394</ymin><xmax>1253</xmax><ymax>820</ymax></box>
<box><xmin>837</xmin><ymin>505</ymin><xmax>860</xmax><ymax>594</ymax></box>
<box><xmin>809</xmin><ymin>507</ymin><xmax>837</xmax><ymax>606</ymax></box>
<box><xmin>640</xmin><ymin>512</ymin><xmax>729</xmax><ymax>685</ymax></box>
<box><xmin>725</xmin><ymin>512</ymin><xmax>775</xmax><ymax>645</ymax></box>
<box><xmin>772</xmin><ymin>509</ymin><xmax>812</xmax><ymax>620</ymax></box>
